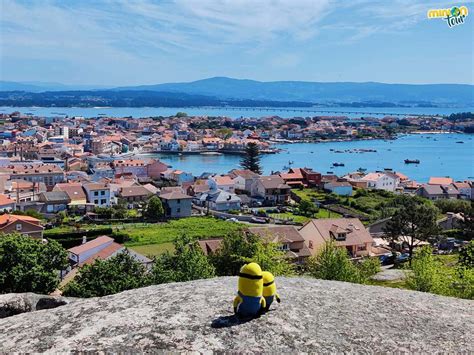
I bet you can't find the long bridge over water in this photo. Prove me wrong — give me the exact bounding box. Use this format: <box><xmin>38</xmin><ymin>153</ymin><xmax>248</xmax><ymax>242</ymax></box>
<box><xmin>190</xmin><ymin>106</ymin><xmax>445</xmax><ymax>118</ymax></box>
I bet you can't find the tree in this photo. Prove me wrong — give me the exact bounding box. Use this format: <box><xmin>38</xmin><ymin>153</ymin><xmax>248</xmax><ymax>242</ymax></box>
<box><xmin>216</xmin><ymin>128</ymin><xmax>233</xmax><ymax>140</ymax></box>
<box><xmin>175</xmin><ymin>112</ymin><xmax>188</xmax><ymax>118</ymax></box>
<box><xmin>0</xmin><ymin>235</ymin><xmax>68</xmax><ymax>294</ymax></box>
<box><xmin>306</xmin><ymin>241</ymin><xmax>363</xmax><ymax>283</ymax></box>
<box><xmin>62</xmin><ymin>251</ymin><xmax>150</xmax><ymax>298</ymax></box>
<box><xmin>298</xmin><ymin>199</ymin><xmax>318</xmax><ymax>217</ymax></box>
<box><xmin>459</xmin><ymin>205</ymin><xmax>474</xmax><ymax>240</ymax></box>
<box><xmin>209</xmin><ymin>232</ymin><xmax>260</xmax><ymax>276</ymax></box>
<box><xmin>240</xmin><ymin>142</ymin><xmax>262</xmax><ymax>174</ymax></box>
<box><xmin>151</xmin><ymin>235</ymin><xmax>215</xmax><ymax>283</ymax></box>
<box><xmin>143</xmin><ymin>196</ymin><xmax>164</xmax><ymax>221</ymax></box>
<box><xmin>383</xmin><ymin>195</ymin><xmax>439</xmax><ymax>264</ymax></box>
<box><xmin>209</xmin><ymin>231</ymin><xmax>294</xmax><ymax>276</ymax></box>
<box><xmin>406</xmin><ymin>246</ymin><xmax>448</xmax><ymax>294</ymax></box>
<box><xmin>459</xmin><ymin>241</ymin><xmax>474</xmax><ymax>268</ymax></box>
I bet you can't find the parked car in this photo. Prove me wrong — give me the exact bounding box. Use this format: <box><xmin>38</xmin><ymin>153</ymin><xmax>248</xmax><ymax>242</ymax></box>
<box><xmin>227</xmin><ymin>217</ymin><xmax>238</xmax><ymax>223</ymax></box>
<box><xmin>251</xmin><ymin>217</ymin><xmax>268</xmax><ymax>224</ymax></box>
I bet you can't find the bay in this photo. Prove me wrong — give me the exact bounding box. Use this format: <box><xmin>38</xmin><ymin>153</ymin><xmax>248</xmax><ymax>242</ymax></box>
<box><xmin>142</xmin><ymin>133</ymin><xmax>473</xmax><ymax>182</ymax></box>
<box><xmin>1</xmin><ymin>105</ymin><xmax>473</xmax><ymax>119</ymax></box>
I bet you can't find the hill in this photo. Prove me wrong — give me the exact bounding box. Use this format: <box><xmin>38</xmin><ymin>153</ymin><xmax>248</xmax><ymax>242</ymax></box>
<box><xmin>116</xmin><ymin>77</ymin><xmax>474</xmax><ymax>105</ymax></box>
<box><xmin>0</xmin><ymin>277</ymin><xmax>472</xmax><ymax>352</ymax></box>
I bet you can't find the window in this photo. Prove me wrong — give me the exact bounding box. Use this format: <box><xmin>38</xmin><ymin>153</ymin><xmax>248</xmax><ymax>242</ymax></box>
<box><xmin>177</xmin><ymin>199</ymin><xmax>181</xmax><ymax>204</ymax></box>
<box><xmin>335</xmin><ymin>233</ymin><xmax>346</xmax><ymax>241</ymax></box>
<box><xmin>94</xmin><ymin>199</ymin><xmax>99</xmax><ymax>204</ymax></box>
<box><xmin>101</xmin><ymin>199</ymin><xmax>106</xmax><ymax>204</ymax></box>
<box><xmin>16</xmin><ymin>223</ymin><xmax>22</xmax><ymax>231</ymax></box>
<box><xmin>101</xmin><ymin>191</ymin><xmax>105</xmax><ymax>196</ymax></box>
<box><xmin>94</xmin><ymin>191</ymin><xmax>99</xmax><ymax>196</ymax></box>
<box><xmin>177</xmin><ymin>207</ymin><xmax>181</xmax><ymax>213</ymax></box>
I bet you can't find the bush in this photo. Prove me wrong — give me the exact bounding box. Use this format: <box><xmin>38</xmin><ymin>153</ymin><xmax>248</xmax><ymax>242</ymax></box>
<box><xmin>459</xmin><ymin>241</ymin><xmax>474</xmax><ymax>268</ymax></box>
<box><xmin>63</xmin><ymin>251</ymin><xmax>150</xmax><ymax>297</ymax></box>
<box><xmin>357</xmin><ymin>257</ymin><xmax>381</xmax><ymax>279</ymax></box>
<box><xmin>307</xmin><ymin>241</ymin><xmax>363</xmax><ymax>283</ymax></box>
<box><xmin>151</xmin><ymin>235</ymin><xmax>215</xmax><ymax>284</ymax></box>
<box><xmin>406</xmin><ymin>246</ymin><xmax>448</xmax><ymax>294</ymax></box>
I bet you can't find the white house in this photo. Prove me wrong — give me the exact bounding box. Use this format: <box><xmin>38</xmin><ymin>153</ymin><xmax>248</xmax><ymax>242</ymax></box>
<box><xmin>360</xmin><ymin>172</ymin><xmax>399</xmax><ymax>192</ymax></box>
<box><xmin>208</xmin><ymin>175</ymin><xmax>235</xmax><ymax>193</ymax></box>
<box><xmin>83</xmin><ymin>182</ymin><xmax>112</xmax><ymax>207</ymax></box>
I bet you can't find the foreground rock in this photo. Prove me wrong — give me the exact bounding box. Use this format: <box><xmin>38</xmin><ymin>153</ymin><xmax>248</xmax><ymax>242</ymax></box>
<box><xmin>0</xmin><ymin>277</ymin><xmax>472</xmax><ymax>353</ymax></box>
<box><xmin>0</xmin><ymin>293</ymin><xmax>70</xmax><ymax>319</ymax></box>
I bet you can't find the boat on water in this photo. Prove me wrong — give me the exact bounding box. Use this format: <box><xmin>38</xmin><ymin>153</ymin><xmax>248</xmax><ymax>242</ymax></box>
<box><xmin>404</xmin><ymin>159</ymin><xmax>420</xmax><ymax>164</ymax></box>
<box><xmin>456</xmin><ymin>141</ymin><xmax>464</xmax><ymax>144</ymax></box>
<box><xmin>332</xmin><ymin>162</ymin><xmax>345</xmax><ymax>167</ymax></box>
<box><xmin>357</xmin><ymin>168</ymin><xmax>367</xmax><ymax>172</ymax></box>
<box><xmin>200</xmin><ymin>152</ymin><xmax>222</xmax><ymax>156</ymax></box>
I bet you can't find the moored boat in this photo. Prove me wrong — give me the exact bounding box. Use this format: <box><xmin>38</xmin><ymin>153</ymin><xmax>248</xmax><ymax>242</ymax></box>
<box><xmin>404</xmin><ymin>159</ymin><xmax>420</xmax><ymax>164</ymax></box>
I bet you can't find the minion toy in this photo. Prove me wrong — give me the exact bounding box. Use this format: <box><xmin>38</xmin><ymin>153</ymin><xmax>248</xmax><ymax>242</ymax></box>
<box><xmin>262</xmin><ymin>271</ymin><xmax>280</xmax><ymax>312</ymax></box>
<box><xmin>233</xmin><ymin>262</ymin><xmax>266</xmax><ymax>319</ymax></box>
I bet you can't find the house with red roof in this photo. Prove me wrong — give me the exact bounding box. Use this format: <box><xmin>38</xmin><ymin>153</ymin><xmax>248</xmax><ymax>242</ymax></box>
<box><xmin>0</xmin><ymin>214</ymin><xmax>44</xmax><ymax>239</ymax></box>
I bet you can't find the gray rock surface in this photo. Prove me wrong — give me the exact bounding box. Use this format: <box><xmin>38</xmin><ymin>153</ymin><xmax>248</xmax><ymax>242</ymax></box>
<box><xmin>0</xmin><ymin>277</ymin><xmax>472</xmax><ymax>353</ymax></box>
<box><xmin>0</xmin><ymin>293</ymin><xmax>70</xmax><ymax>319</ymax></box>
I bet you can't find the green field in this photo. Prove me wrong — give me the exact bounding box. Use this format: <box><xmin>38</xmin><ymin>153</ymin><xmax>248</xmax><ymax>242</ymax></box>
<box><xmin>120</xmin><ymin>217</ymin><xmax>243</xmax><ymax>247</ymax></box>
<box><xmin>128</xmin><ymin>243</ymin><xmax>175</xmax><ymax>258</ymax></box>
<box><xmin>270</xmin><ymin>208</ymin><xmax>340</xmax><ymax>224</ymax></box>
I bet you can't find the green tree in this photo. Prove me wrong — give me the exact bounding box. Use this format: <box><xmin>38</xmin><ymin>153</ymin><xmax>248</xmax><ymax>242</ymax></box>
<box><xmin>209</xmin><ymin>232</ymin><xmax>260</xmax><ymax>276</ymax></box>
<box><xmin>240</xmin><ymin>142</ymin><xmax>262</xmax><ymax>174</ymax></box>
<box><xmin>298</xmin><ymin>199</ymin><xmax>318</xmax><ymax>217</ymax></box>
<box><xmin>0</xmin><ymin>235</ymin><xmax>68</xmax><ymax>294</ymax></box>
<box><xmin>143</xmin><ymin>196</ymin><xmax>164</xmax><ymax>221</ymax></box>
<box><xmin>459</xmin><ymin>241</ymin><xmax>474</xmax><ymax>268</ymax></box>
<box><xmin>383</xmin><ymin>195</ymin><xmax>439</xmax><ymax>264</ymax></box>
<box><xmin>306</xmin><ymin>241</ymin><xmax>363</xmax><ymax>283</ymax></box>
<box><xmin>250</xmin><ymin>240</ymin><xmax>294</xmax><ymax>276</ymax></box>
<box><xmin>216</xmin><ymin>128</ymin><xmax>233</xmax><ymax>140</ymax></box>
<box><xmin>434</xmin><ymin>199</ymin><xmax>471</xmax><ymax>214</ymax></box>
<box><xmin>459</xmin><ymin>205</ymin><xmax>474</xmax><ymax>240</ymax></box>
<box><xmin>406</xmin><ymin>246</ymin><xmax>447</xmax><ymax>294</ymax></box>
<box><xmin>175</xmin><ymin>112</ymin><xmax>188</xmax><ymax>118</ymax></box>
<box><xmin>63</xmin><ymin>251</ymin><xmax>149</xmax><ymax>298</ymax></box>
<box><xmin>151</xmin><ymin>235</ymin><xmax>215</xmax><ymax>283</ymax></box>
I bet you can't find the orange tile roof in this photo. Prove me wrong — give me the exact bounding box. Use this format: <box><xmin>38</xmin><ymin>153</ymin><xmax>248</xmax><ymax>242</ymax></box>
<box><xmin>428</xmin><ymin>177</ymin><xmax>454</xmax><ymax>185</ymax></box>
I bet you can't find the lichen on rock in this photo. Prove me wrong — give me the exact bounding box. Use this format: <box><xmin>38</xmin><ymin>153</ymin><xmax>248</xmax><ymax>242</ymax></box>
<box><xmin>0</xmin><ymin>277</ymin><xmax>472</xmax><ymax>353</ymax></box>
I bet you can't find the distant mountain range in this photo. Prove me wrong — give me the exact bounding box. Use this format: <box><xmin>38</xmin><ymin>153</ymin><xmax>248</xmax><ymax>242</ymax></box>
<box><xmin>1</xmin><ymin>77</ymin><xmax>473</xmax><ymax>106</ymax></box>
<box><xmin>0</xmin><ymin>81</ymin><xmax>109</xmax><ymax>92</ymax></box>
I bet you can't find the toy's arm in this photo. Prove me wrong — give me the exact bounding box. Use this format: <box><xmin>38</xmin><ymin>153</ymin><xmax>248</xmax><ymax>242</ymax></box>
<box><xmin>260</xmin><ymin>297</ymin><xmax>266</xmax><ymax>309</ymax></box>
<box><xmin>275</xmin><ymin>293</ymin><xmax>281</xmax><ymax>303</ymax></box>
<box><xmin>233</xmin><ymin>295</ymin><xmax>242</xmax><ymax>313</ymax></box>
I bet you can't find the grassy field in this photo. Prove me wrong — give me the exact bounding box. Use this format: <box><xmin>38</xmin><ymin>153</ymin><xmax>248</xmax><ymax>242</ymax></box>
<box><xmin>128</xmin><ymin>243</ymin><xmax>175</xmax><ymax>258</ymax></box>
<box><xmin>121</xmin><ymin>217</ymin><xmax>243</xmax><ymax>247</ymax></box>
<box><xmin>270</xmin><ymin>208</ymin><xmax>341</xmax><ymax>224</ymax></box>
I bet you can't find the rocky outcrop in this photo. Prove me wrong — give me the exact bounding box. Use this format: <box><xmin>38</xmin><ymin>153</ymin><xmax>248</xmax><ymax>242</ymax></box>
<box><xmin>0</xmin><ymin>293</ymin><xmax>70</xmax><ymax>319</ymax></box>
<box><xmin>0</xmin><ymin>277</ymin><xmax>472</xmax><ymax>353</ymax></box>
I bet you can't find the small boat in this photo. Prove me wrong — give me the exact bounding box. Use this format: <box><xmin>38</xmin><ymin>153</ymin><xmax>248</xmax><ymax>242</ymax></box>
<box><xmin>357</xmin><ymin>168</ymin><xmax>367</xmax><ymax>172</ymax></box>
<box><xmin>404</xmin><ymin>159</ymin><xmax>420</xmax><ymax>164</ymax></box>
<box><xmin>332</xmin><ymin>162</ymin><xmax>345</xmax><ymax>167</ymax></box>
<box><xmin>456</xmin><ymin>141</ymin><xmax>464</xmax><ymax>144</ymax></box>
<box><xmin>200</xmin><ymin>152</ymin><xmax>222</xmax><ymax>156</ymax></box>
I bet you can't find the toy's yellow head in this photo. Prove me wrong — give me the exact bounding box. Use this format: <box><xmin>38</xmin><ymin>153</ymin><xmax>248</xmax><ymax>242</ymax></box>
<box><xmin>238</xmin><ymin>262</ymin><xmax>263</xmax><ymax>297</ymax></box>
<box><xmin>262</xmin><ymin>271</ymin><xmax>276</xmax><ymax>297</ymax></box>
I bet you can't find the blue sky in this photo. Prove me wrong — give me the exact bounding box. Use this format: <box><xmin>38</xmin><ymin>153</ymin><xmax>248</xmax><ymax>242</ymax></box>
<box><xmin>1</xmin><ymin>0</ymin><xmax>473</xmax><ymax>86</ymax></box>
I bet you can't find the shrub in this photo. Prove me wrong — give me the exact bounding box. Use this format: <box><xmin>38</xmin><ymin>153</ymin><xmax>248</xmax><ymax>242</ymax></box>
<box><xmin>307</xmin><ymin>241</ymin><xmax>363</xmax><ymax>283</ymax></box>
<box><xmin>357</xmin><ymin>257</ymin><xmax>381</xmax><ymax>279</ymax></box>
<box><xmin>151</xmin><ymin>235</ymin><xmax>215</xmax><ymax>284</ymax></box>
<box><xmin>63</xmin><ymin>251</ymin><xmax>150</xmax><ymax>297</ymax></box>
<box><xmin>406</xmin><ymin>246</ymin><xmax>448</xmax><ymax>294</ymax></box>
<box><xmin>459</xmin><ymin>241</ymin><xmax>474</xmax><ymax>268</ymax></box>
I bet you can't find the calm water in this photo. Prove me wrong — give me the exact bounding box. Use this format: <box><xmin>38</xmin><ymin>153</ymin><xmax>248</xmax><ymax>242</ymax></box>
<box><xmin>142</xmin><ymin>133</ymin><xmax>473</xmax><ymax>182</ymax></box>
<box><xmin>1</xmin><ymin>106</ymin><xmax>473</xmax><ymax>119</ymax></box>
